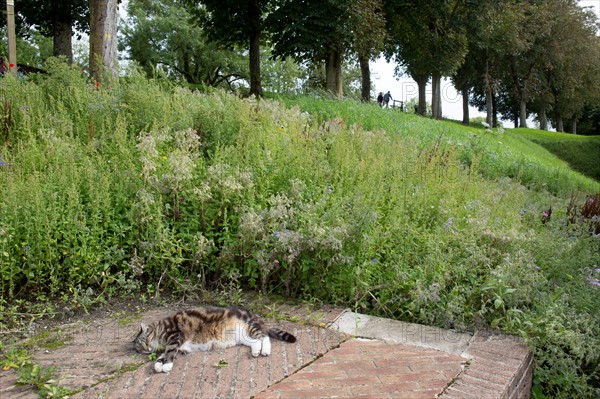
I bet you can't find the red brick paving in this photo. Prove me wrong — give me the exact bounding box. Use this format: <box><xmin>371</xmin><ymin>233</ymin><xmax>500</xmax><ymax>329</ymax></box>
<box><xmin>0</xmin><ymin>303</ymin><xmax>533</xmax><ymax>399</ymax></box>
<box><xmin>440</xmin><ymin>332</ymin><xmax>533</xmax><ymax>399</ymax></box>
<box><xmin>253</xmin><ymin>339</ymin><xmax>465</xmax><ymax>399</ymax></box>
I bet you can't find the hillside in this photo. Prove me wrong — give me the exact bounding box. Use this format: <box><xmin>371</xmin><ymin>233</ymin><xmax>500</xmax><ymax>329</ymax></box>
<box><xmin>0</xmin><ymin>66</ymin><xmax>599</xmax><ymax>398</ymax></box>
<box><xmin>278</xmin><ymin>95</ymin><xmax>600</xmax><ymax>196</ymax></box>
<box><xmin>510</xmin><ymin>128</ymin><xmax>600</xmax><ymax>182</ymax></box>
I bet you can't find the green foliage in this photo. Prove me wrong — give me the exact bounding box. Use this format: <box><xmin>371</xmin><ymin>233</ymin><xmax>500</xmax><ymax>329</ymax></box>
<box><xmin>268</xmin><ymin>0</ymin><xmax>354</xmax><ymax>63</ymax></box>
<box><xmin>122</xmin><ymin>0</ymin><xmax>248</xmax><ymax>88</ymax></box>
<box><xmin>1</xmin><ymin>342</ymin><xmax>73</xmax><ymax>398</ymax></box>
<box><xmin>1</xmin><ymin>63</ymin><xmax>599</xmax><ymax>397</ymax></box>
<box><xmin>0</xmin><ymin>29</ymin><xmax>53</xmax><ymax>69</ymax></box>
<box><xmin>279</xmin><ymin>95</ymin><xmax>599</xmax><ymax>195</ymax></box>
<box><xmin>510</xmin><ymin>128</ymin><xmax>600</xmax><ymax>181</ymax></box>
<box><xmin>17</xmin><ymin>362</ymin><xmax>74</xmax><ymax>398</ymax></box>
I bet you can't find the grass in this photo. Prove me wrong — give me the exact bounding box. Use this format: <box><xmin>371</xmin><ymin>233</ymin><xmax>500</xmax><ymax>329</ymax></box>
<box><xmin>0</xmin><ymin>61</ymin><xmax>599</xmax><ymax>398</ymax></box>
<box><xmin>509</xmin><ymin>128</ymin><xmax>600</xmax><ymax>181</ymax></box>
<box><xmin>277</xmin><ymin>95</ymin><xmax>600</xmax><ymax>196</ymax></box>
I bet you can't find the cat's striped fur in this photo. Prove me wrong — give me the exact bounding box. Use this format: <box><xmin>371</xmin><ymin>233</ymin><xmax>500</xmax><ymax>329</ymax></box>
<box><xmin>133</xmin><ymin>306</ymin><xmax>297</xmax><ymax>373</ymax></box>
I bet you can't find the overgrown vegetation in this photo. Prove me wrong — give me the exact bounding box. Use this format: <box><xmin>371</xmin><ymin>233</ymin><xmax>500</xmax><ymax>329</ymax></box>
<box><xmin>0</xmin><ymin>63</ymin><xmax>599</xmax><ymax>398</ymax></box>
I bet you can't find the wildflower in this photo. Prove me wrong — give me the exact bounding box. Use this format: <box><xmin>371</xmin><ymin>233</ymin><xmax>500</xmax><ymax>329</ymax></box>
<box><xmin>370</xmin><ymin>258</ymin><xmax>377</xmax><ymax>264</ymax></box>
<box><xmin>8</xmin><ymin>63</ymin><xmax>15</xmax><ymax>68</ymax></box>
<box><xmin>588</xmin><ymin>278</ymin><xmax>600</xmax><ymax>288</ymax></box>
<box><xmin>429</xmin><ymin>291</ymin><xmax>441</xmax><ymax>302</ymax></box>
<box><xmin>444</xmin><ymin>217</ymin><xmax>454</xmax><ymax>229</ymax></box>
<box><xmin>24</xmin><ymin>245</ymin><xmax>30</xmax><ymax>251</ymax></box>
<box><xmin>0</xmin><ymin>161</ymin><xmax>5</xmax><ymax>166</ymax></box>
<box><xmin>95</xmin><ymin>81</ymin><xmax>100</xmax><ymax>88</ymax></box>
<box><xmin>594</xmin><ymin>268</ymin><xmax>600</xmax><ymax>274</ymax></box>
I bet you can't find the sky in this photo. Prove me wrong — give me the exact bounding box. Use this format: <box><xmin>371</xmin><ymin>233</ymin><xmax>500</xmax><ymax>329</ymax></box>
<box><xmin>369</xmin><ymin>58</ymin><xmax>473</xmax><ymax>121</ymax></box>
<box><xmin>370</xmin><ymin>0</ymin><xmax>600</xmax><ymax>122</ymax></box>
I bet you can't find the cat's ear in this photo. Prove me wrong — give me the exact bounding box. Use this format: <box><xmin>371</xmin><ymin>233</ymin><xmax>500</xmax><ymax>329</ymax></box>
<box><xmin>139</xmin><ymin>323</ymin><xmax>148</xmax><ymax>333</ymax></box>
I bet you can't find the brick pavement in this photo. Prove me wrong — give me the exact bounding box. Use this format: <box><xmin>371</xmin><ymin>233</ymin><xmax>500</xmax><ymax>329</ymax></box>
<box><xmin>0</xmin><ymin>302</ymin><xmax>532</xmax><ymax>399</ymax></box>
<box><xmin>254</xmin><ymin>339</ymin><xmax>465</xmax><ymax>399</ymax></box>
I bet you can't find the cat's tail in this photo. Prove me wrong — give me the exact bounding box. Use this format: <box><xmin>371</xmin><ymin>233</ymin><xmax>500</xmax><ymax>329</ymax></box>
<box><xmin>268</xmin><ymin>328</ymin><xmax>297</xmax><ymax>343</ymax></box>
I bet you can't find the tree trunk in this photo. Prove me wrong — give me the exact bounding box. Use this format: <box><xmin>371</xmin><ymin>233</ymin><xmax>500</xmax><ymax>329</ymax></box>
<box><xmin>53</xmin><ymin>20</ymin><xmax>73</xmax><ymax>64</ymax></box>
<box><xmin>437</xmin><ymin>79</ymin><xmax>442</xmax><ymax>118</ymax></box>
<box><xmin>248</xmin><ymin>0</ymin><xmax>262</xmax><ymax>97</ymax></box>
<box><xmin>325</xmin><ymin>50</ymin><xmax>342</xmax><ymax>98</ymax></box>
<box><xmin>461</xmin><ymin>83</ymin><xmax>469</xmax><ymax>125</ymax></box>
<box><xmin>89</xmin><ymin>0</ymin><xmax>118</xmax><ymax>83</ymax></box>
<box><xmin>571</xmin><ymin>118</ymin><xmax>577</xmax><ymax>135</ymax></box>
<box><xmin>519</xmin><ymin>90</ymin><xmax>527</xmax><ymax>128</ymax></box>
<box><xmin>414</xmin><ymin>74</ymin><xmax>428</xmax><ymax>116</ymax></box>
<box><xmin>492</xmin><ymin>92</ymin><xmax>498</xmax><ymax>128</ymax></box>
<box><xmin>431</xmin><ymin>72</ymin><xmax>442</xmax><ymax>119</ymax></box>
<box><xmin>556</xmin><ymin>115</ymin><xmax>564</xmax><ymax>132</ymax></box>
<box><xmin>539</xmin><ymin>103</ymin><xmax>547</xmax><ymax>130</ymax></box>
<box><xmin>359</xmin><ymin>54</ymin><xmax>370</xmax><ymax>102</ymax></box>
<box><xmin>484</xmin><ymin>53</ymin><xmax>493</xmax><ymax>127</ymax></box>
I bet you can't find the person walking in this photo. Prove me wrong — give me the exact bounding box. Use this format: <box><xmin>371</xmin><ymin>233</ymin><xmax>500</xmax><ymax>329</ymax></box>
<box><xmin>383</xmin><ymin>91</ymin><xmax>392</xmax><ymax>108</ymax></box>
<box><xmin>377</xmin><ymin>92</ymin><xmax>384</xmax><ymax>107</ymax></box>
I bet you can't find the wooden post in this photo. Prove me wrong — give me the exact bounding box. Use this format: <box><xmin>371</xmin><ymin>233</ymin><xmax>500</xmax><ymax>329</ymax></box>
<box><xmin>6</xmin><ymin>0</ymin><xmax>17</xmax><ymax>73</ymax></box>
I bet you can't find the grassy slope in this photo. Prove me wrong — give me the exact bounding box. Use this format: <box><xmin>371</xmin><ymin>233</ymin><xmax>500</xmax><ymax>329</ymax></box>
<box><xmin>509</xmin><ymin>128</ymin><xmax>600</xmax><ymax>182</ymax></box>
<box><xmin>279</xmin><ymin>96</ymin><xmax>600</xmax><ymax>196</ymax></box>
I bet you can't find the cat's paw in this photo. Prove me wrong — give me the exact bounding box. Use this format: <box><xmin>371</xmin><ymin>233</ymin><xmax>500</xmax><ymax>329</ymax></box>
<box><xmin>250</xmin><ymin>342</ymin><xmax>261</xmax><ymax>357</ymax></box>
<box><xmin>154</xmin><ymin>361</ymin><xmax>173</xmax><ymax>373</ymax></box>
<box><xmin>260</xmin><ymin>337</ymin><xmax>271</xmax><ymax>356</ymax></box>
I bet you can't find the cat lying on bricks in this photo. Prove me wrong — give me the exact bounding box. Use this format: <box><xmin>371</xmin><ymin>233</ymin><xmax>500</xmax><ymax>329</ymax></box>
<box><xmin>133</xmin><ymin>306</ymin><xmax>297</xmax><ymax>373</ymax></box>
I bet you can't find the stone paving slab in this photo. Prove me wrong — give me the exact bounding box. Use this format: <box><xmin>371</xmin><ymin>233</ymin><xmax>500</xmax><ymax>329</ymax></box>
<box><xmin>329</xmin><ymin>310</ymin><xmax>473</xmax><ymax>356</ymax></box>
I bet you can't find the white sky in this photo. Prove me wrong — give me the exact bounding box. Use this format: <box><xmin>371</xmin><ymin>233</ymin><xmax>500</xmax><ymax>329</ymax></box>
<box><xmin>369</xmin><ymin>58</ymin><xmax>475</xmax><ymax>120</ymax></box>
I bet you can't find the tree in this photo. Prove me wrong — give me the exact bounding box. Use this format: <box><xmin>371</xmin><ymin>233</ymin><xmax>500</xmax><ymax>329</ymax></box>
<box><xmin>268</xmin><ymin>0</ymin><xmax>354</xmax><ymax>98</ymax></box>
<box><xmin>122</xmin><ymin>0</ymin><xmax>248</xmax><ymax>89</ymax></box>
<box><xmin>533</xmin><ymin>0</ymin><xmax>600</xmax><ymax>132</ymax></box>
<box><xmin>383</xmin><ymin>0</ymin><xmax>468</xmax><ymax>119</ymax></box>
<box><xmin>9</xmin><ymin>0</ymin><xmax>88</xmax><ymax>63</ymax></box>
<box><xmin>460</xmin><ymin>0</ymin><xmax>526</xmax><ymax>127</ymax></box>
<box><xmin>183</xmin><ymin>0</ymin><xmax>273</xmax><ymax>97</ymax></box>
<box><xmin>500</xmin><ymin>1</ymin><xmax>555</xmax><ymax>128</ymax></box>
<box><xmin>349</xmin><ymin>0</ymin><xmax>387</xmax><ymax>102</ymax></box>
<box><xmin>89</xmin><ymin>0</ymin><xmax>118</xmax><ymax>82</ymax></box>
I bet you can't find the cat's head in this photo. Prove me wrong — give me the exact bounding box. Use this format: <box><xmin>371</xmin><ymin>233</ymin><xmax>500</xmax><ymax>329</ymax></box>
<box><xmin>133</xmin><ymin>323</ymin><xmax>159</xmax><ymax>354</ymax></box>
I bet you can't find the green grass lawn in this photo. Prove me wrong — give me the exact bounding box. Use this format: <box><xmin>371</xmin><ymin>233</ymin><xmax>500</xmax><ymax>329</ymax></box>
<box><xmin>508</xmin><ymin>128</ymin><xmax>600</xmax><ymax>181</ymax></box>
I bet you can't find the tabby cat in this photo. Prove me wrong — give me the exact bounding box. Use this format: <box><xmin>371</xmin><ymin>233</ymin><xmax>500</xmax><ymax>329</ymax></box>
<box><xmin>133</xmin><ymin>306</ymin><xmax>297</xmax><ymax>373</ymax></box>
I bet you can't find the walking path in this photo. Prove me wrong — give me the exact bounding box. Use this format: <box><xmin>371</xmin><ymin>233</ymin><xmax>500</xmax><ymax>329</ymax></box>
<box><xmin>0</xmin><ymin>300</ymin><xmax>532</xmax><ymax>398</ymax></box>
